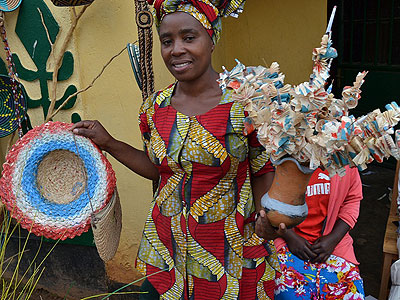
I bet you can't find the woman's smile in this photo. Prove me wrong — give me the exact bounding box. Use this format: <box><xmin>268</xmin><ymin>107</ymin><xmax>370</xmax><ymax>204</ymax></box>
<box><xmin>171</xmin><ymin>61</ymin><xmax>192</xmax><ymax>72</ymax></box>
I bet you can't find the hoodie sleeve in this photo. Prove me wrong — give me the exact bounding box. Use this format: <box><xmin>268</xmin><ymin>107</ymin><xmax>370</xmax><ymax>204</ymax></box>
<box><xmin>337</xmin><ymin>167</ymin><xmax>363</xmax><ymax>229</ymax></box>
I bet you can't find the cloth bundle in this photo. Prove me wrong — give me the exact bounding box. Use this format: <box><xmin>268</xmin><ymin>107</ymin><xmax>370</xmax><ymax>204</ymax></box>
<box><xmin>147</xmin><ymin>0</ymin><xmax>246</xmax><ymax>43</ymax></box>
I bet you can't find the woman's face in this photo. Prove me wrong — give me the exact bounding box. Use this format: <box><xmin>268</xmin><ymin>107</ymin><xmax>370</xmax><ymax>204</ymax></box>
<box><xmin>159</xmin><ymin>12</ymin><xmax>214</xmax><ymax>82</ymax></box>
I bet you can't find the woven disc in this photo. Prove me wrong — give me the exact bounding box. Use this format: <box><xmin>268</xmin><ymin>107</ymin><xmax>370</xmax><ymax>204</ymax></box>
<box><xmin>0</xmin><ymin>75</ymin><xmax>27</xmax><ymax>137</ymax></box>
<box><xmin>36</xmin><ymin>149</ymin><xmax>87</xmax><ymax>204</ymax></box>
<box><xmin>0</xmin><ymin>0</ymin><xmax>22</xmax><ymax>11</ymax></box>
<box><xmin>136</xmin><ymin>10</ymin><xmax>153</xmax><ymax>29</ymax></box>
<box><xmin>0</xmin><ymin>121</ymin><xmax>116</xmax><ymax>240</ymax></box>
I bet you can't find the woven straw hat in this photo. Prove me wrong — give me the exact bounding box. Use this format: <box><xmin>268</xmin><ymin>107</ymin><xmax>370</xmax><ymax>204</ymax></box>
<box><xmin>0</xmin><ymin>121</ymin><xmax>117</xmax><ymax>240</ymax></box>
<box><xmin>0</xmin><ymin>0</ymin><xmax>22</xmax><ymax>11</ymax></box>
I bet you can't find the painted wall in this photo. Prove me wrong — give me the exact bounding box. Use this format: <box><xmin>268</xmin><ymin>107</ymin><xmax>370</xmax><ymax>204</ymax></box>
<box><xmin>213</xmin><ymin>0</ymin><xmax>327</xmax><ymax>85</ymax></box>
<box><xmin>0</xmin><ymin>0</ymin><xmax>326</xmax><ymax>288</ymax></box>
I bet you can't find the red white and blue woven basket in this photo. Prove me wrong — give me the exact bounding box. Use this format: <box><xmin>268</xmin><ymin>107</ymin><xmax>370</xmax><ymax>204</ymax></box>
<box><xmin>0</xmin><ymin>122</ymin><xmax>116</xmax><ymax>240</ymax></box>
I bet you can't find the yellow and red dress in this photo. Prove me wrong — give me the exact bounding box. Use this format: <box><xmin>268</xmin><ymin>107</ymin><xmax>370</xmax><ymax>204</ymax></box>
<box><xmin>136</xmin><ymin>83</ymin><xmax>279</xmax><ymax>299</ymax></box>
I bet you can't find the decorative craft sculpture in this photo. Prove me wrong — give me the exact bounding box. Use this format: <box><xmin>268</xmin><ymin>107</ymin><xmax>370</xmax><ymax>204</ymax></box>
<box><xmin>219</xmin><ymin>8</ymin><xmax>400</xmax><ymax>228</ymax></box>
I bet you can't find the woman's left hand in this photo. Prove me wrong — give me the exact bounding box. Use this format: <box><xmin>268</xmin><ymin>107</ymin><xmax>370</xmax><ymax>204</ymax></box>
<box><xmin>255</xmin><ymin>209</ymin><xmax>286</xmax><ymax>240</ymax></box>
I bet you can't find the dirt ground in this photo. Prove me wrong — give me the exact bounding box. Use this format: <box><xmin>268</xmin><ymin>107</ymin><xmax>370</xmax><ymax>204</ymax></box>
<box><xmin>27</xmin><ymin>164</ymin><xmax>396</xmax><ymax>300</ymax></box>
<box><xmin>28</xmin><ymin>289</ymin><xmax>66</xmax><ymax>300</ymax></box>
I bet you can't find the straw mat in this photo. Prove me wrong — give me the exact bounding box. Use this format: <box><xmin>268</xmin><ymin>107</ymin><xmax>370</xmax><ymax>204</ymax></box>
<box><xmin>92</xmin><ymin>189</ymin><xmax>122</xmax><ymax>261</ymax></box>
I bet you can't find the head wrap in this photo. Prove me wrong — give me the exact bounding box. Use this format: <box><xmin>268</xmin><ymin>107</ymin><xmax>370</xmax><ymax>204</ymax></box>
<box><xmin>147</xmin><ymin>0</ymin><xmax>246</xmax><ymax>44</ymax></box>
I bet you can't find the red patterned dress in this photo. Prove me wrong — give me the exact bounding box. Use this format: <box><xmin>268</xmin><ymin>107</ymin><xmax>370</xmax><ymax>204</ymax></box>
<box><xmin>136</xmin><ymin>83</ymin><xmax>279</xmax><ymax>299</ymax></box>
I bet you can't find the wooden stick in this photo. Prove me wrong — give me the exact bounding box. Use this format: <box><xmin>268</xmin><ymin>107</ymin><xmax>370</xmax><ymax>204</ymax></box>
<box><xmin>37</xmin><ymin>8</ymin><xmax>54</xmax><ymax>50</ymax></box>
<box><xmin>47</xmin><ymin>46</ymin><xmax>128</xmax><ymax>120</ymax></box>
<box><xmin>46</xmin><ymin>5</ymin><xmax>91</xmax><ymax>122</ymax></box>
<box><xmin>37</xmin><ymin>7</ymin><xmax>56</xmax><ymax>83</ymax></box>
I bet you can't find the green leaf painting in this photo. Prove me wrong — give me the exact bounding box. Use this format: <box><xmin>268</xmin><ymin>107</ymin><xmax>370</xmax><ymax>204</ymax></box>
<box><xmin>12</xmin><ymin>0</ymin><xmax>79</xmax><ymax>120</ymax></box>
<box><xmin>0</xmin><ymin>58</ymin><xmax>7</xmax><ymax>75</ymax></box>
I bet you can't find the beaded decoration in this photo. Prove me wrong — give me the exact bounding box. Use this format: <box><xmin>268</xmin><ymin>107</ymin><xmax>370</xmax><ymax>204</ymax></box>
<box><xmin>0</xmin><ymin>11</ymin><xmax>26</xmax><ymax>138</ymax></box>
<box><xmin>0</xmin><ymin>75</ymin><xmax>27</xmax><ymax>137</ymax></box>
<box><xmin>0</xmin><ymin>122</ymin><xmax>117</xmax><ymax>240</ymax></box>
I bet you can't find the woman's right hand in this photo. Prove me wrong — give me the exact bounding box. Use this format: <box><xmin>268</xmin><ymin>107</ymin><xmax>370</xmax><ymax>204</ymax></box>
<box><xmin>72</xmin><ymin>120</ymin><xmax>159</xmax><ymax>181</ymax></box>
<box><xmin>281</xmin><ymin>229</ymin><xmax>317</xmax><ymax>262</ymax></box>
<box><xmin>71</xmin><ymin>120</ymin><xmax>115</xmax><ymax>152</ymax></box>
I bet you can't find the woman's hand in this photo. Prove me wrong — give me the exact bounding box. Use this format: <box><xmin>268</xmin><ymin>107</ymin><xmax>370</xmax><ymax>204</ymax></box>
<box><xmin>310</xmin><ymin>218</ymin><xmax>351</xmax><ymax>263</ymax></box>
<box><xmin>281</xmin><ymin>229</ymin><xmax>317</xmax><ymax>262</ymax></box>
<box><xmin>255</xmin><ymin>209</ymin><xmax>286</xmax><ymax>240</ymax></box>
<box><xmin>71</xmin><ymin>120</ymin><xmax>116</xmax><ymax>152</ymax></box>
<box><xmin>310</xmin><ymin>234</ymin><xmax>337</xmax><ymax>263</ymax></box>
<box><xmin>72</xmin><ymin>120</ymin><xmax>159</xmax><ymax>181</ymax></box>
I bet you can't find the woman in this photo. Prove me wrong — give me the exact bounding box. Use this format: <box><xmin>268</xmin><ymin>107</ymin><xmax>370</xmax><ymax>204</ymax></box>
<box><xmin>73</xmin><ymin>1</ymin><xmax>282</xmax><ymax>299</ymax></box>
<box><xmin>274</xmin><ymin>166</ymin><xmax>365</xmax><ymax>300</ymax></box>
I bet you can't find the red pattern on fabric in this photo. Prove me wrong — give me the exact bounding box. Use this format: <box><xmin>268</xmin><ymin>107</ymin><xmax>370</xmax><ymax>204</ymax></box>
<box><xmin>147</xmin><ymin>264</ymin><xmax>176</xmax><ymax>295</ymax></box>
<box><xmin>152</xmin><ymin>106</ymin><xmax>177</xmax><ymax>149</ymax></box>
<box><xmin>149</xmin><ymin>0</ymin><xmax>219</xmax><ymax>25</ymax></box>
<box><xmin>197</xmin><ymin>103</ymin><xmax>232</xmax><ymax>144</ymax></box>
<box><xmin>188</xmin><ymin>215</ymin><xmax>225</xmax><ymax>262</ymax></box>
<box><xmin>264</xmin><ymin>279</ymin><xmax>275</xmax><ymax>299</ymax></box>
<box><xmin>157</xmin><ymin>169</ymin><xmax>173</xmax><ymax>192</ymax></box>
<box><xmin>235</xmin><ymin>160</ymin><xmax>248</xmax><ymax>187</ymax></box>
<box><xmin>255</xmin><ymin>159</ymin><xmax>274</xmax><ymax>176</ymax></box>
<box><xmin>192</xmin><ymin>1</ymin><xmax>218</xmax><ymax>23</ymax></box>
<box><xmin>243</xmin><ymin>244</ymin><xmax>269</xmax><ymax>259</ymax></box>
<box><xmin>239</xmin><ymin>267</ymin><xmax>258</xmax><ymax>299</ymax></box>
<box><xmin>193</xmin><ymin>274</ymin><xmax>226</xmax><ymax>299</ymax></box>
<box><xmin>152</xmin><ymin>204</ymin><xmax>173</xmax><ymax>257</ymax></box>
<box><xmin>139</xmin><ymin>110</ymin><xmax>151</xmax><ymax>138</ymax></box>
<box><xmin>189</xmin><ymin>161</ymin><xmax>230</xmax><ymax>201</ymax></box>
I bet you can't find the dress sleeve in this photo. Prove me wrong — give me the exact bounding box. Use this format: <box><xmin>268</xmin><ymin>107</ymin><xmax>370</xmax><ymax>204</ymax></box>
<box><xmin>247</xmin><ymin>129</ymin><xmax>274</xmax><ymax>176</ymax></box>
<box><xmin>337</xmin><ymin>167</ymin><xmax>363</xmax><ymax>229</ymax></box>
<box><xmin>138</xmin><ymin>94</ymin><xmax>155</xmax><ymax>153</ymax></box>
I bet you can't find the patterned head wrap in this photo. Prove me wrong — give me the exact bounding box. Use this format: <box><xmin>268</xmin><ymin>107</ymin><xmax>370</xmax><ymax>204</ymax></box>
<box><xmin>147</xmin><ymin>0</ymin><xmax>246</xmax><ymax>44</ymax></box>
